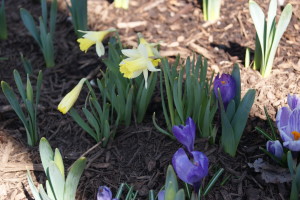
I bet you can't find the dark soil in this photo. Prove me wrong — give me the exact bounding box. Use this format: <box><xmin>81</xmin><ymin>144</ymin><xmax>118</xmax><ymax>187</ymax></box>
<box><xmin>0</xmin><ymin>0</ymin><xmax>299</xmax><ymax>199</ymax></box>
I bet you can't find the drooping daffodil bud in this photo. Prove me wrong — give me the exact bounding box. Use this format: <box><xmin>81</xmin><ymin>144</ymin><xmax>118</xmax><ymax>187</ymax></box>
<box><xmin>119</xmin><ymin>43</ymin><xmax>161</xmax><ymax>89</ymax></box>
<box><xmin>172</xmin><ymin>117</ymin><xmax>196</xmax><ymax>153</ymax></box>
<box><xmin>266</xmin><ymin>140</ymin><xmax>284</xmax><ymax>158</ymax></box>
<box><xmin>58</xmin><ymin>78</ymin><xmax>86</xmax><ymax>114</ymax></box>
<box><xmin>172</xmin><ymin>148</ymin><xmax>209</xmax><ymax>192</ymax></box>
<box><xmin>77</xmin><ymin>28</ymin><xmax>116</xmax><ymax>57</ymax></box>
<box><xmin>97</xmin><ymin>186</ymin><xmax>118</xmax><ymax>200</ymax></box>
<box><xmin>213</xmin><ymin>73</ymin><xmax>236</xmax><ymax>108</ymax></box>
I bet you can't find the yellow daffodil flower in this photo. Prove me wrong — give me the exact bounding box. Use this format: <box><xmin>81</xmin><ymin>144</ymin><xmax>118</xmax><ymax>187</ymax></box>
<box><xmin>114</xmin><ymin>0</ymin><xmax>129</xmax><ymax>9</ymax></box>
<box><xmin>120</xmin><ymin>43</ymin><xmax>161</xmax><ymax>89</ymax></box>
<box><xmin>58</xmin><ymin>78</ymin><xmax>86</xmax><ymax>114</ymax></box>
<box><xmin>77</xmin><ymin>28</ymin><xmax>116</xmax><ymax>57</ymax></box>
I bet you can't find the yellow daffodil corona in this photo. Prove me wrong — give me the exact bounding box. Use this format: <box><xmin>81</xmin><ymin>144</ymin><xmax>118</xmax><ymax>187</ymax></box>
<box><xmin>58</xmin><ymin>78</ymin><xmax>86</xmax><ymax>114</ymax></box>
<box><xmin>77</xmin><ymin>28</ymin><xmax>116</xmax><ymax>57</ymax></box>
<box><xmin>120</xmin><ymin>43</ymin><xmax>161</xmax><ymax>89</ymax></box>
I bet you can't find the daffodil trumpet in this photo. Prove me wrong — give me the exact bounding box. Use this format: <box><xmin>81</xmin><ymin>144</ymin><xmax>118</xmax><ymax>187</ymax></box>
<box><xmin>77</xmin><ymin>28</ymin><xmax>116</xmax><ymax>57</ymax></box>
<box><xmin>58</xmin><ymin>78</ymin><xmax>86</xmax><ymax>114</ymax></box>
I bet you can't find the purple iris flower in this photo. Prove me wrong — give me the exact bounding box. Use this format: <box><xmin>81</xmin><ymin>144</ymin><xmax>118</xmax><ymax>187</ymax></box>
<box><xmin>276</xmin><ymin>95</ymin><xmax>300</xmax><ymax>152</ymax></box>
<box><xmin>266</xmin><ymin>140</ymin><xmax>283</xmax><ymax>158</ymax></box>
<box><xmin>172</xmin><ymin>148</ymin><xmax>209</xmax><ymax>192</ymax></box>
<box><xmin>213</xmin><ymin>74</ymin><xmax>236</xmax><ymax>107</ymax></box>
<box><xmin>97</xmin><ymin>186</ymin><xmax>118</xmax><ymax>200</ymax></box>
<box><xmin>172</xmin><ymin>117</ymin><xmax>196</xmax><ymax>152</ymax></box>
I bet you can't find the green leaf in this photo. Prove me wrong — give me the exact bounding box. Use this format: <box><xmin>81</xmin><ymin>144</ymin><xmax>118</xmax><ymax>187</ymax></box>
<box><xmin>39</xmin><ymin>137</ymin><xmax>54</xmax><ymax>174</ymax></box>
<box><xmin>249</xmin><ymin>0</ymin><xmax>266</xmax><ymax>63</ymax></box>
<box><xmin>225</xmin><ymin>100</ymin><xmax>236</xmax><ymax>122</ymax></box>
<box><xmin>46</xmin><ymin>180</ymin><xmax>56</xmax><ymax>200</ymax></box>
<box><xmin>27</xmin><ymin>170</ymin><xmax>42</xmax><ymax>200</ymax></box>
<box><xmin>165</xmin><ymin>165</ymin><xmax>178</xmax><ymax>192</ymax></box>
<box><xmin>26</xmin><ymin>74</ymin><xmax>33</xmax><ymax>102</ymax></box>
<box><xmin>263</xmin><ymin>3</ymin><xmax>292</xmax><ymax>77</ymax></box>
<box><xmin>152</xmin><ymin>113</ymin><xmax>174</xmax><ymax>139</ymax></box>
<box><xmin>124</xmin><ymin>86</ymin><xmax>133</xmax><ymax>127</ymax></box>
<box><xmin>13</xmin><ymin>70</ymin><xmax>26</xmax><ymax>101</ymax></box>
<box><xmin>231</xmin><ymin>64</ymin><xmax>241</xmax><ymax>106</ymax></box>
<box><xmin>174</xmin><ymin>189</ymin><xmax>185</xmax><ymax>200</ymax></box>
<box><xmin>49</xmin><ymin>0</ymin><xmax>57</xmax><ymax>36</ymax></box>
<box><xmin>1</xmin><ymin>81</ymin><xmax>28</xmax><ymax>129</ymax></box>
<box><xmin>54</xmin><ymin>148</ymin><xmax>65</xmax><ymax>178</ymax></box>
<box><xmin>231</xmin><ymin>89</ymin><xmax>256</xmax><ymax>146</ymax></box>
<box><xmin>218</xmin><ymin>89</ymin><xmax>237</xmax><ymax>156</ymax></box>
<box><xmin>41</xmin><ymin>0</ymin><xmax>47</xmax><ymax>29</ymax></box>
<box><xmin>48</xmin><ymin>161</ymin><xmax>65</xmax><ymax>200</ymax></box>
<box><xmin>64</xmin><ymin>157</ymin><xmax>87</xmax><ymax>200</ymax></box>
<box><xmin>164</xmin><ymin>181</ymin><xmax>176</xmax><ymax>200</ymax></box>
<box><xmin>203</xmin><ymin>168</ymin><xmax>224</xmax><ymax>196</ymax></box>
<box><xmin>82</xmin><ymin>108</ymin><xmax>100</xmax><ymax>138</ymax></box>
<box><xmin>20</xmin><ymin>53</ymin><xmax>33</xmax><ymax>75</ymax></box>
<box><xmin>0</xmin><ymin>0</ymin><xmax>7</xmax><ymax>40</ymax></box>
<box><xmin>38</xmin><ymin>184</ymin><xmax>52</xmax><ymax>200</ymax></box>
<box><xmin>20</xmin><ymin>8</ymin><xmax>41</xmax><ymax>46</ymax></box>
<box><xmin>69</xmin><ymin>108</ymin><xmax>97</xmax><ymax>141</ymax></box>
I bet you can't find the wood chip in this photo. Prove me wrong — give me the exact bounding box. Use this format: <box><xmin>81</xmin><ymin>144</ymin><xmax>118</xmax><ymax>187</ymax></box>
<box><xmin>188</xmin><ymin>42</ymin><xmax>214</xmax><ymax>60</ymax></box>
<box><xmin>117</xmin><ymin>21</ymin><xmax>147</xmax><ymax>29</ymax></box>
<box><xmin>0</xmin><ymin>163</ymin><xmax>43</xmax><ymax>172</ymax></box>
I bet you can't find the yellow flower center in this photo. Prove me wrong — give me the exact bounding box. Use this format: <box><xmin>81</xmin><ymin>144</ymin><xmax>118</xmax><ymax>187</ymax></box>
<box><xmin>291</xmin><ymin>131</ymin><xmax>300</xmax><ymax>141</ymax></box>
<box><xmin>221</xmin><ymin>81</ymin><xmax>226</xmax><ymax>84</ymax></box>
<box><xmin>120</xmin><ymin>58</ymin><xmax>148</xmax><ymax>78</ymax></box>
<box><xmin>77</xmin><ymin>38</ymin><xmax>96</xmax><ymax>52</ymax></box>
<box><xmin>151</xmin><ymin>59</ymin><xmax>161</xmax><ymax>67</ymax></box>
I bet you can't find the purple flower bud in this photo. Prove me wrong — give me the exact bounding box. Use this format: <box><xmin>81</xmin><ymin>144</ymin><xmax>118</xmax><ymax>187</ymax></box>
<box><xmin>172</xmin><ymin>117</ymin><xmax>196</xmax><ymax>152</ymax></box>
<box><xmin>213</xmin><ymin>74</ymin><xmax>236</xmax><ymax>107</ymax></box>
<box><xmin>157</xmin><ymin>190</ymin><xmax>165</xmax><ymax>200</ymax></box>
<box><xmin>172</xmin><ymin>148</ymin><xmax>209</xmax><ymax>192</ymax></box>
<box><xmin>97</xmin><ymin>186</ymin><xmax>118</xmax><ymax>200</ymax></box>
<box><xmin>266</xmin><ymin>140</ymin><xmax>283</xmax><ymax>158</ymax></box>
<box><xmin>287</xmin><ymin>94</ymin><xmax>300</xmax><ymax>110</ymax></box>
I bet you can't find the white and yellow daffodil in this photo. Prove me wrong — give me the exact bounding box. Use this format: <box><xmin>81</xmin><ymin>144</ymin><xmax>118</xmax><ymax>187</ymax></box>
<box><xmin>58</xmin><ymin>78</ymin><xmax>86</xmax><ymax>114</ymax></box>
<box><xmin>120</xmin><ymin>43</ymin><xmax>161</xmax><ymax>89</ymax></box>
<box><xmin>77</xmin><ymin>28</ymin><xmax>116</xmax><ymax>57</ymax></box>
<box><xmin>138</xmin><ymin>34</ymin><xmax>161</xmax><ymax>58</ymax></box>
<box><xmin>114</xmin><ymin>0</ymin><xmax>129</xmax><ymax>9</ymax></box>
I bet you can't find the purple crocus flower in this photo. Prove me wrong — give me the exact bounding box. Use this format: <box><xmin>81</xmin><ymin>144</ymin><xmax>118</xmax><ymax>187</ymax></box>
<box><xmin>172</xmin><ymin>148</ymin><xmax>209</xmax><ymax>192</ymax></box>
<box><xmin>213</xmin><ymin>74</ymin><xmax>236</xmax><ymax>107</ymax></box>
<box><xmin>157</xmin><ymin>190</ymin><xmax>165</xmax><ymax>200</ymax></box>
<box><xmin>276</xmin><ymin>95</ymin><xmax>300</xmax><ymax>152</ymax></box>
<box><xmin>172</xmin><ymin>117</ymin><xmax>196</xmax><ymax>152</ymax></box>
<box><xmin>266</xmin><ymin>140</ymin><xmax>283</xmax><ymax>158</ymax></box>
<box><xmin>97</xmin><ymin>186</ymin><xmax>118</xmax><ymax>200</ymax></box>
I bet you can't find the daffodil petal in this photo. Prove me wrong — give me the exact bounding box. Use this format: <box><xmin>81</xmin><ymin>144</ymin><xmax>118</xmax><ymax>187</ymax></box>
<box><xmin>96</xmin><ymin>42</ymin><xmax>105</xmax><ymax>57</ymax></box>
<box><xmin>121</xmin><ymin>49</ymin><xmax>140</xmax><ymax>58</ymax></box>
<box><xmin>143</xmin><ymin>70</ymin><xmax>148</xmax><ymax>89</ymax></box>
<box><xmin>77</xmin><ymin>38</ymin><xmax>96</xmax><ymax>53</ymax></box>
<box><xmin>137</xmin><ymin>44</ymin><xmax>148</xmax><ymax>58</ymax></box>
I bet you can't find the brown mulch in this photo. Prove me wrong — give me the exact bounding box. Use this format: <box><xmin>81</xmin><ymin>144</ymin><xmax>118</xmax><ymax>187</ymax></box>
<box><xmin>0</xmin><ymin>0</ymin><xmax>299</xmax><ymax>199</ymax></box>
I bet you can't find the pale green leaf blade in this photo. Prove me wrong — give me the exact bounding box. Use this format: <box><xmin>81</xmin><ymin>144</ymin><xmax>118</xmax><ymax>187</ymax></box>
<box><xmin>64</xmin><ymin>157</ymin><xmax>87</xmax><ymax>200</ymax></box>
<box><xmin>39</xmin><ymin>137</ymin><xmax>54</xmax><ymax>173</ymax></box>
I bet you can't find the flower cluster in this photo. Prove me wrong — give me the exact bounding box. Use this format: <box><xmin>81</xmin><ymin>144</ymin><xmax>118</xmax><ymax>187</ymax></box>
<box><xmin>172</xmin><ymin>118</ymin><xmax>209</xmax><ymax>192</ymax></box>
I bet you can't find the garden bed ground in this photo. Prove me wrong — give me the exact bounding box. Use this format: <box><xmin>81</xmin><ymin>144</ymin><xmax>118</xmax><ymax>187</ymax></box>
<box><xmin>0</xmin><ymin>0</ymin><xmax>299</xmax><ymax>199</ymax></box>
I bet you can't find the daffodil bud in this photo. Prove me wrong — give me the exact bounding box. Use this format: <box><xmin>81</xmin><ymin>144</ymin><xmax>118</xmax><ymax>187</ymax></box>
<box><xmin>58</xmin><ymin>78</ymin><xmax>86</xmax><ymax>114</ymax></box>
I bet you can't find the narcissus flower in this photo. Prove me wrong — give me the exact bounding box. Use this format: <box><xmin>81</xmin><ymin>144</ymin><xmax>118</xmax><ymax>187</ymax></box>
<box><xmin>97</xmin><ymin>186</ymin><xmax>118</xmax><ymax>200</ymax></box>
<box><xmin>172</xmin><ymin>148</ymin><xmax>209</xmax><ymax>192</ymax></box>
<box><xmin>213</xmin><ymin>74</ymin><xmax>236</xmax><ymax>108</ymax></box>
<box><xmin>172</xmin><ymin>117</ymin><xmax>196</xmax><ymax>153</ymax></box>
<box><xmin>77</xmin><ymin>28</ymin><xmax>116</xmax><ymax>57</ymax></box>
<box><xmin>119</xmin><ymin>43</ymin><xmax>161</xmax><ymax>88</ymax></box>
<box><xmin>266</xmin><ymin>140</ymin><xmax>283</xmax><ymax>158</ymax></box>
<box><xmin>58</xmin><ymin>78</ymin><xmax>86</xmax><ymax>114</ymax></box>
